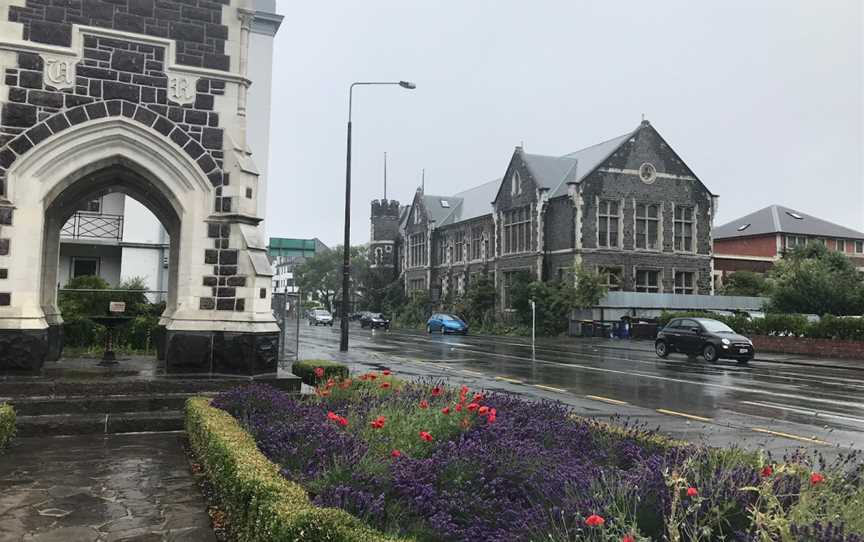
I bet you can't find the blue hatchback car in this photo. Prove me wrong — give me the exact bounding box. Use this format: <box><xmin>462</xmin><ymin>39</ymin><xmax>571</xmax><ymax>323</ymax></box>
<box><xmin>426</xmin><ymin>313</ymin><xmax>469</xmax><ymax>335</ymax></box>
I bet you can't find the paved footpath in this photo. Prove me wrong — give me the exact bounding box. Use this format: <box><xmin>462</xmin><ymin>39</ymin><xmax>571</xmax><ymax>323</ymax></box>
<box><xmin>0</xmin><ymin>433</ymin><xmax>215</xmax><ymax>542</ymax></box>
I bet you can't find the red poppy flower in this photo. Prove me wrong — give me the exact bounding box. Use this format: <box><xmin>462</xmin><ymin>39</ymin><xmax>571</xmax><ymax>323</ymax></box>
<box><xmin>327</xmin><ymin>411</ymin><xmax>339</xmax><ymax>421</ymax></box>
<box><xmin>339</xmin><ymin>379</ymin><xmax>352</xmax><ymax>389</ymax></box>
<box><xmin>810</xmin><ymin>472</ymin><xmax>825</xmax><ymax>485</ymax></box>
<box><xmin>760</xmin><ymin>465</ymin><xmax>773</xmax><ymax>478</ymax></box>
<box><xmin>460</xmin><ymin>385</ymin><xmax>469</xmax><ymax>395</ymax></box>
<box><xmin>419</xmin><ymin>400</ymin><xmax>429</xmax><ymax>409</ymax></box>
<box><xmin>367</xmin><ymin>373</ymin><xmax>377</xmax><ymax>380</ymax></box>
<box><xmin>686</xmin><ymin>487</ymin><xmax>698</xmax><ymax>497</ymax></box>
<box><xmin>467</xmin><ymin>402</ymin><xmax>479</xmax><ymax>412</ymax></box>
<box><xmin>380</xmin><ymin>382</ymin><xmax>391</xmax><ymax>389</ymax></box>
<box><xmin>478</xmin><ymin>406</ymin><xmax>490</xmax><ymax>415</ymax></box>
<box><xmin>431</xmin><ymin>386</ymin><xmax>442</xmax><ymax>397</ymax></box>
<box><xmin>337</xmin><ymin>416</ymin><xmax>348</xmax><ymax>426</ymax></box>
<box><xmin>419</xmin><ymin>431</ymin><xmax>433</xmax><ymax>442</ymax></box>
<box><xmin>391</xmin><ymin>449</ymin><xmax>401</xmax><ymax>458</ymax></box>
<box><xmin>622</xmin><ymin>536</ymin><xmax>636</xmax><ymax>542</ymax></box>
<box><xmin>487</xmin><ymin>409</ymin><xmax>497</xmax><ymax>424</ymax></box>
<box><xmin>441</xmin><ymin>406</ymin><xmax>451</xmax><ymax>415</ymax></box>
<box><xmin>317</xmin><ymin>389</ymin><xmax>331</xmax><ymax>397</ymax></box>
<box><xmin>585</xmin><ymin>514</ymin><xmax>605</xmax><ymax>527</ymax></box>
<box><xmin>314</xmin><ymin>367</ymin><xmax>325</xmax><ymax>378</ymax></box>
<box><xmin>455</xmin><ymin>404</ymin><xmax>463</xmax><ymax>412</ymax></box>
<box><xmin>370</xmin><ymin>415</ymin><xmax>386</xmax><ymax>429</ymax></box>
<box><xmin>382</xmin><ymin>370</ymin><xmax>392</xmax><ymax>376</ymax></box>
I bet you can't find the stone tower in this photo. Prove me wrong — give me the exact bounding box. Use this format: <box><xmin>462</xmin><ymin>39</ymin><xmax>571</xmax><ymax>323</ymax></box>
<box><xmin>370</xmin><ymin>199</ymin><xmax>401</xmax><ymax>279</ymax></box>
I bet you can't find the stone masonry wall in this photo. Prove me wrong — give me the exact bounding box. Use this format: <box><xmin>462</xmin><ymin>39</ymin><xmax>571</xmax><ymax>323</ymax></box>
<box><xmin>9</xmin><ymin>0</ymin><xmax>231</xmax><ymax>70</ymax></box>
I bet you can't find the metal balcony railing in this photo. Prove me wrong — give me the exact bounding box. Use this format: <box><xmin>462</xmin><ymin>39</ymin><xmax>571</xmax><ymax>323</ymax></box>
<box><xmin>61</xmin><ymin>212</ymin><xmax>124</xmax><ymax>241</ymax></box>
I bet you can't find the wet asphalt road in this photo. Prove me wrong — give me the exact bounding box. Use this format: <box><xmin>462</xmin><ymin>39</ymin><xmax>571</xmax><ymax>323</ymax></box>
<box><xmin>298</xmin><ymin>323</ymin><xmax>864</xmax><ymax>458</ymax></box>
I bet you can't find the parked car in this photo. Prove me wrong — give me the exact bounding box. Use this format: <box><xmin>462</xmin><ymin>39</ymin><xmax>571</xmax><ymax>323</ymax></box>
<box><xmin>360</xmin><ymin>312</ymin><xmax>391</xmax><ymax>330</ymax></box>
<box><xmin>655</xmin><ymin>317</ymin><xmax>754</xmax><ymax>363</ymax></box>
<box><xmin>308</xmin><ymin>309</ymin><xmax>334</xmax><ymax>326</ymax></box>
<box><xmin>426</xmin><ymin>313</ymin><xmax>469</xmax><ymax>335</ymax></box>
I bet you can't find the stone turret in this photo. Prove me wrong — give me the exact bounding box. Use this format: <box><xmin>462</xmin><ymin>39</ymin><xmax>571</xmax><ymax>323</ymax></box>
<box><xmin>370</xmin><ymin>199</ymin><xmax>401</xmax><ymax>272</ymax></box>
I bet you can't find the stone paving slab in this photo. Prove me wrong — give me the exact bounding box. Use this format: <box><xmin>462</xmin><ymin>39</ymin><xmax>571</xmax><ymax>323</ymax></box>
<box><xmin>0</xmin><ymin>433</ymin><xmax>215</xmax><ymax>542</ymax></box>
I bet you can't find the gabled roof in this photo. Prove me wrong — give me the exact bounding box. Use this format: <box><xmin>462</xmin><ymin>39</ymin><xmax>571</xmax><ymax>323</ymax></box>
<box><xmin>421</xmin><ymin>194</ymin><xmax>460</xmax><ymax>224</ymax></box>
<box><xmin>714</xmin><ymin>205</ymin><xmax>864</xmax><ymax>240</ymax></box>
<box><xmin>439</xmin><ymin>178</ymin><xmax>501</xmax><ymax>226</ymax></box>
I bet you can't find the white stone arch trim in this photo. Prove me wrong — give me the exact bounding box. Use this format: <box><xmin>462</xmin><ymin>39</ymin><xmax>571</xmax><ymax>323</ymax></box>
<box><xmin>1</xmin><ymin>117</ymin><xmax>214</xmax><ymax>331</ymax></box>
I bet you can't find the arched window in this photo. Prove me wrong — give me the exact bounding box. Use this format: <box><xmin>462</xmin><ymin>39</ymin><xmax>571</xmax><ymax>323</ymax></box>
<box><xmin>511</xmin><ymin>170</ymin><xmax>521</xmax><ymax>195</ymax></box>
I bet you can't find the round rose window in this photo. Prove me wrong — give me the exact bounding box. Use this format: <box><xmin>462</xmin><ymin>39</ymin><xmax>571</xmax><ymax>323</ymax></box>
<box><xmin>639</xmin><ymin>162</ymin><xmax>657</xmax><ymax>184</ymax></box>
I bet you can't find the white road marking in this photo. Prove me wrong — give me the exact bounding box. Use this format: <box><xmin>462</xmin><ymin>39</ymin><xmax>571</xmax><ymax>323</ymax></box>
<box><xmin>740</xmin><ymin>400</ymin><xmax>864</xmax><ymax>425</ymax></box>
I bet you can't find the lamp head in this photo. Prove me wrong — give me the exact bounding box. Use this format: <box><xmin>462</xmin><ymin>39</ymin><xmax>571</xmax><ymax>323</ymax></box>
<box><xmin>399</xmin><ymin>81</ymin><xmax>417</xmax><ymax>90</ymax></box>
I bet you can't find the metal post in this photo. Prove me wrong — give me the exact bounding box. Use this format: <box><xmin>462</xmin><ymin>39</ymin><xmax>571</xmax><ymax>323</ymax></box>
<box><xmin>295</xmin><ymin>288</ymin><xmax>301</xmax><ymax>362</ymax></box>
<box><xmin>530</xmin><ymin>299</ymin><xmax>536</xmax><ymax>357</ymax></box>
<box><xmin>339</xmin><ymin>117</ymin><xmax>352</xmax><ymax>352</ymax></box>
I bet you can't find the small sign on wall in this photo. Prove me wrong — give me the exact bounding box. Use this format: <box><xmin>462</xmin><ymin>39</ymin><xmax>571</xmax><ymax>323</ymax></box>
<box><xmin>109</xmin><ymin>301</ymin><xmax>126</xmax><ymax>313</ymax></box>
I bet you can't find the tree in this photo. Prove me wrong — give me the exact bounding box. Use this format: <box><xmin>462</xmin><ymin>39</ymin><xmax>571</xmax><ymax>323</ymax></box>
<box><xmin>573</xmin><ymin>266</ymin><xmax>608</xmax><ymax>308</ymax></box>
<box><xmin>294</xmin><ymin>246</ymin><xmax>372</xmax><ymax>313</ymax></box>
<box><xmin>767</xmin><ymin>243</ymin><xmax>864</xmax><ymax>315</ymax></box>
<box><xmin>718</xmin><ymin>271</ymin><xmax>769</xmax><ymax>297</ymax></box>
<box><xmin>459</xmin><ymin>272</ymin><xmax>496</xmax><ymax>325</ymax></box>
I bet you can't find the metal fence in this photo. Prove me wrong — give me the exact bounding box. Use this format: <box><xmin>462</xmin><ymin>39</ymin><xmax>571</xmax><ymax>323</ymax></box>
<box><xmin>61</xmin><ymin>212</ymin><xmax>124</xmax><ymax>241</ymax></box>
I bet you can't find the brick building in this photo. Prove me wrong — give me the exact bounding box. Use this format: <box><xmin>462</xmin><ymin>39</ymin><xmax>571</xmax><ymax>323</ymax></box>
<box><xmin>713</xmin><ymin>205</ymin><xmax>864</xmax><ymax>286</ymax></box>
<box><xmin>371</xmin><ymin>120</ymin><xmax>718</xmax><ymax>311</ymax></box>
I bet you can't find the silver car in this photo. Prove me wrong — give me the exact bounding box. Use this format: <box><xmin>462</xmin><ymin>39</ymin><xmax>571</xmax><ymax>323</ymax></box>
<box><xmin>308</xmin><ymin>309</ymin><xmax>334</xmax><ymax>326</ymax></box>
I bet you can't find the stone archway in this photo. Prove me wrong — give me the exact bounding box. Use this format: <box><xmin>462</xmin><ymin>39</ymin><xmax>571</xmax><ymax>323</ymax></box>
<box><xmin>0</xmin><ymin>106</ymin><xmax>278</xmax><ymax>374</ymax></box>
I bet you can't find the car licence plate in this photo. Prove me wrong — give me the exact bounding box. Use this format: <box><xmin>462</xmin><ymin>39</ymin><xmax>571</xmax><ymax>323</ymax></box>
<box><xmin>739</xmin><ymin>348</ymin><xmax>749</xmax><ymax>354</ymax></box>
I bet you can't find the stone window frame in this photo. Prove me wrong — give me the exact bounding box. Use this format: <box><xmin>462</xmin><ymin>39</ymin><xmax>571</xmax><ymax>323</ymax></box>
<box><xmin>634</xmin><ymin>200</ymin><xmax>662</xmax><ymax>252</ymax></box>
<box><xmin>836</xmin><ymin>239</ymin><xmax>847</xmax><ymax>253</ymax></box>
<box><xmin>408</xmin><ymin>277</ymin><xmax>426</xmax><ymax>292</ymax></box>
<box><xmin>511</xmin><ymin>170</ymin><xmax>522</xmax><ymax>196</ymax></box>
<box><xmin>503</xmin><ymin>205</ymin><xmax>532</xmax><ymax>255</ymax></box>
<box><xmin>784</xmin><ymin>234</ymin><xmax>806</xmax><ymax>250</ymax></box>
<box><xmin>408</xmin><ymin>233</ymin><xmax>427</xmax><ymax>268</ymax></box>
<box><xmin>453</xmin><ymin>230</ymin><xmax>465</xmax><ymax>263</ymax></box>
<box><xmin>633</xmin><ymin>267</ymin><xmax>662</xmax><ymax>293</ymax></box>
<box><xmin>437</xmin><ymin>234</ymin><xmax>447</xmax><ymax>266</ymax></box>
<box><xmin>597</xmin><ymin>198</ymin><xmax>622</xmax><ymax>249</ymax></box>
<box><xmin>470</xmin><ymin>226</ymin><xmax>483</xmax><ymax>261</ymax></box>
<box><xmin>673</xmin><ymin>269</ymin><xmax>696</xmax><ymax>295</ymax></box>
<box><xmin>597</xmin><ymin>265</ymin><xmax>623</xmax><ymax>292</ymax></box>
<box><xmin>673</xmin><ymin>204</ymin><xmax>696</xmax><ymax>253</ymax></box>
<box><xmin>71</xmin><ymin>256</ymin><xmax>100</xmax><ymax>278</ymax></box>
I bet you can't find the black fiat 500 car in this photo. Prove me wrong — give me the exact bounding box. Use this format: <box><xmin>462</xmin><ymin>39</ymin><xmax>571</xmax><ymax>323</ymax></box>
<box><xmin>360</xmin><ymin>312</ymin><xmax>391</xmax><ymax>330</ymax></box>
<box><xmin>655</xmin><ymin>317</ymin><xmax>754</xmax><ymax>363</ymax></box>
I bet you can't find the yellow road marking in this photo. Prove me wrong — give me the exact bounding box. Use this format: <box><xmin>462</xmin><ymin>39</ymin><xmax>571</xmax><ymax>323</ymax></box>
<box><xmin>586</xmin><ymin>395</ymin><xmax>630</xmax><ymax>406</ymax></box>
<box><xmin>751</xmin><ymin>427</ymin><xmax>830</xmax><ymax>445</ymax></box>
<box><xmin>534</xmin><ymin>384</ymin><xmax>567</xmax><ymax>393</ymax></box>
<box><xmin>656</xmin><ymin>408</ymin><xmax>712</xmax><ymax>422</ymax></box>
<box><xmin>460</xmin><ymin>369</ymin><xmax>483</xmax><ymax>376</ymax></box>
<box><xmin>494</xmin><ymin>376</ymin><xmax>523</xmax><ymax>384</ymax></box>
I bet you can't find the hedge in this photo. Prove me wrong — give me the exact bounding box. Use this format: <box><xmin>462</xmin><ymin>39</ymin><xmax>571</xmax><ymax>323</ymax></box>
<box><xmin>0</xmin><ymin>403</ymin><xmax>15</xmax><ymax>452</ymax></box>
<box><xmin>658</xmin><ymin>311</ymin><xmax>864</xmax><ymax>341</ymax></box>
<box><xmin>185</xmin><ymin>398</ymin><xmax>403</xmax><ymax>542</ymax></box>
<box><xmin>292</xmin><ymin>360</ymin><xmax>349</xmax><ymax>387</ymax></box>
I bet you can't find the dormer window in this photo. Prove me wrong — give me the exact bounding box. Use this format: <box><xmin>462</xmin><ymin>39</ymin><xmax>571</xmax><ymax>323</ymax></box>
<box><xmin>511</xmin><ymin>170</ymin><xmax>522</xmax><ymax>195</ymax></box>
<box><xmin>413</xmin><ymin>206</ymin><xmax>421</xmax><ymax>224</ymax></box>
<box><xmin>440</xmin><ymin>199</ymin><xmax>450</xmax><ymax>208</ymax></box>
<box><xmin>786</xmin><ymin>211</ymin><xmax>804</xmax><ymax>220</ymax></box>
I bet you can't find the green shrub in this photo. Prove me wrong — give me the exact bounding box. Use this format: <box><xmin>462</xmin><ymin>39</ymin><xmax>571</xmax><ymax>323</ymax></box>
<box><xmin>185</xmin><ymin>398</ymin><xmax>401</xmax><ymax>542</ymax></box>
<box><xmin>292</xmin><ymin>360</ymin><xmax>349</xmax><ymax>387</ymax></box>
<box><xmin>0</xmin><ymin>403</ymin><xmax>15</xmax><ymax>452</ymax></box>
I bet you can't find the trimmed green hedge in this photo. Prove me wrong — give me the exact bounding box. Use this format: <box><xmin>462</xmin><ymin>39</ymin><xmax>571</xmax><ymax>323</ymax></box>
<box><xmin>185</xmin><ymin>398</ymin><xmax>403</xmax><ymax>542</ymax></box>
<box><xmin>658</xmin><ymin>311</ymin><xmax>864</xmax><ymax>341</ymax></box>
<box><xmin>0</xmin><ymin>403</ymin><xmax>15</xmax><ymax>451</ymax></box>
<box><xmin>292</xmin><ymin>360</ymin><xmax>349</xmax><ymax>387</ymax></box>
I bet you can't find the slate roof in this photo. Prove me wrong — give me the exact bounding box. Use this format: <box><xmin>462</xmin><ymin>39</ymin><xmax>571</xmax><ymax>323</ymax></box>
<box><xmin>439</xmin><ymin>178</ymin><xmax>501</xmax><ymax>226</ymax></box>
<box><xmin>421</xmin><ymin>194</ymin><xmax>461</xmax><ymax>224</ymax></box>
<box><xmin>714</xmin><ymin>205</ymin><xmax>864</xmax><ymax>240</ymax></box>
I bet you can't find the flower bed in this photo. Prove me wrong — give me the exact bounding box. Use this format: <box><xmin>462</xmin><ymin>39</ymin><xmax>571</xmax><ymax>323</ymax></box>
<box><xmin>292</xmin><ymin>359</ymin><xmax>350</xmax><ymax>387</ymax></box>
<box><xmin>0</xmin><ymin>403</ymin><xmax>14</xmax><ymax>452</ymax></box>
<box><xmin>208</xmin><ymin>371</ymin><xmax>864</xmax><ymax>542</ymax></box>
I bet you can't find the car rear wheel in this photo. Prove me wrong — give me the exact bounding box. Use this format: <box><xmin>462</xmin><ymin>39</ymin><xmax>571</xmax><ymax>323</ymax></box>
<box><xmin>703</xmin><ymin>344</ymin><xmax>719</xmax><ymax>363</ymax></box>
<box><xmin>440</xmin><ymin>326</ymin><xmax>446</xmax><ymax>335</ymax></box>
<box><xmin>655</xmin><ymin>340</ymin><xmax>669</xmax><ymax>358</ymax></box>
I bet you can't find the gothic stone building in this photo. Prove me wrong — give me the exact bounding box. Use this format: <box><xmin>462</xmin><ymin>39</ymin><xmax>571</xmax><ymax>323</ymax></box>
<box><xmin>371</xmin><ymin>120</ymin><xmax>717</xmax><ymax>311</ymax></box>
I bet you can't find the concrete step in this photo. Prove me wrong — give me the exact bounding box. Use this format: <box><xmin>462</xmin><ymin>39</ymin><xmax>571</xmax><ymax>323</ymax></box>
<box><xmin>15</xmin><ymin>410</ymin><xmax>185</xmax><ymax>437</ymax></box>
<box><xmin>0</xmin><ymin>374</ymin><xmax>301</xmax><ymax>399</ymax></box>
<box><xmin>8</xmin><ymin>393</ymin><xmax>208</xmax><ymax>416</ymax></box>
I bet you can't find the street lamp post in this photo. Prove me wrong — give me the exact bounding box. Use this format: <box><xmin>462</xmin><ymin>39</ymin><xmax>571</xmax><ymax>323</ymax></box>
<box><xmin>340</xmin><ymin>80</ymin><xmax>416</xmax><ymax>352</ymax></box>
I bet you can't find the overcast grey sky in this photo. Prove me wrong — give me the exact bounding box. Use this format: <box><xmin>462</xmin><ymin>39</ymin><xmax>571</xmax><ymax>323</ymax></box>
<box><xmin>264</xmin><ymin>0</ymin><xmax>862</xmax><ymax>247</ymax></box>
